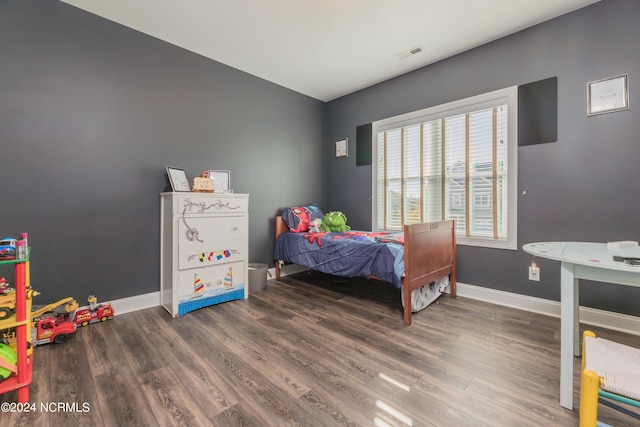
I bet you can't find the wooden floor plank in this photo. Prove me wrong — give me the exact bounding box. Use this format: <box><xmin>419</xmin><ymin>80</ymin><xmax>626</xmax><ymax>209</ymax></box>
<box><xmin>144</xmin><ymin>308</ymin><xmax>243</xmax><ymax>418</ymax></box>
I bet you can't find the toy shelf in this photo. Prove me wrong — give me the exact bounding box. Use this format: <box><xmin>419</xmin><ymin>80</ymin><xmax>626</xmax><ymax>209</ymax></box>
<box><xmin>0</xmin><ymin>297</ymin><xmax>34</xmax><ymax>357</ymax></box>
<box><xmin>0</xmin><ymin>251</ymin><xmax>32</xmax><ymax>402</ymax></box>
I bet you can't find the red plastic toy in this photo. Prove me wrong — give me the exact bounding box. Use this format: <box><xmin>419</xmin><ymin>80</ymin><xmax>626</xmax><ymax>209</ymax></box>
<box><xmin>73</xmin><ymin>295</ymin><xmax>114</xmax><ymax>327</ymax></box>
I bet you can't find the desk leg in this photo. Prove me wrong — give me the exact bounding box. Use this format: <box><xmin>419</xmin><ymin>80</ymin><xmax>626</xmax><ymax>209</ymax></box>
<box><xmin>560</xmin><ymin>261</ymin><xmax>578</xmax><ymax>410</ymax></box>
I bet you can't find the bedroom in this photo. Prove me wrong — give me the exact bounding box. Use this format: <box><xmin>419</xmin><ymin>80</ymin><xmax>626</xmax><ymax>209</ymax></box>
<box><xmin>1</xmin><ymin>0</ymin><xmax>639</xmax><ymax>425</ymax></box>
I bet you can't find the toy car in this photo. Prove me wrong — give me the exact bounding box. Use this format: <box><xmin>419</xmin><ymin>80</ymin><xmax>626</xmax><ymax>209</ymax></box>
<box><xmin>0</xmin><ymin>238</ymin><xmax>16</xmax><ymax>259</ymax></box>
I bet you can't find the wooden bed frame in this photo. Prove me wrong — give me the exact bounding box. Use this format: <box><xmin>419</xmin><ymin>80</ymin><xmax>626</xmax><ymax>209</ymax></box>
<box><xmin>274</xmin><ymin>216</ymin><xmax>457</xmax><ymax>325</ymax></box>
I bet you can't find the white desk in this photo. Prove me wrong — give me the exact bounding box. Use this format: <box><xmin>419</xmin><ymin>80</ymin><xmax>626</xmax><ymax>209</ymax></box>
<box><xmin>523</xmin><ymin>242</ymin><xmax>640</xmax><ymax>410</ymax></box>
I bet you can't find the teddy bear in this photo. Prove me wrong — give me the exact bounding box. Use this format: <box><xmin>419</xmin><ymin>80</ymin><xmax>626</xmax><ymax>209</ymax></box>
<box><xmin>321</xmin><ymin>211</ymin><xmax>351</xmax><ymax>232</ymax></box>
<box><xmin>308</xmin><ymin>217</ymin><xmax>322</xmax><ymax>233</ymax></box>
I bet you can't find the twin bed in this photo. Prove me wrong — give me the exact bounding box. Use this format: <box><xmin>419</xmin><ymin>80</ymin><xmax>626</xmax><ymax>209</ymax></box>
<box><xmin>273</xmin><ymin>214</ymin><xmax>457</xmax><ymax>325</ymax></box>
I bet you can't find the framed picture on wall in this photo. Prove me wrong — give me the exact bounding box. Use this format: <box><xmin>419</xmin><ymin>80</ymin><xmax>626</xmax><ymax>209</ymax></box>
<box><xmin>336</xmin><ymin>138</ymin><xmax>348</xmax><ymax>158</ymax></box>
<box><xmin>587</xmin><ymin>74</ymin><xmax>629</xmax><ymax>116</ymax></box>
<box><xmin>166</xmin><ymin>166</ymin><xmax>191</xmax><ymax>192</ymax></box>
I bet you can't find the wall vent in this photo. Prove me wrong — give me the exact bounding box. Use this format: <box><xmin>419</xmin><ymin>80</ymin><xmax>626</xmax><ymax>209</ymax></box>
<box><xmin>397</xmin><ymin>45</ymin><xmax>424</xmax><ymax>60</ymax></box>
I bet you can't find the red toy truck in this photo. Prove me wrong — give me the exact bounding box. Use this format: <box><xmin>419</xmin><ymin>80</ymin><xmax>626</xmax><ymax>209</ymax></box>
<box><xmin>73</xmin><ymin>295</ymin><xmax>114</xmax><ymax>327</ymax></box>
<box><xmin>32</xmin><ymin>314</ymin><xmax>77</xmax><ymax>346</ymax></box>
<box><xmin>28</xmin><ymin>297</ymin><xmax>79</xmax><ymax>346</ymax></box>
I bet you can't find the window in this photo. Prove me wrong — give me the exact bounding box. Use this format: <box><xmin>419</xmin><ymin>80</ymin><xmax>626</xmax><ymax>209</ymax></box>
<box><xmin>372</xmin><ymin>87</ymin><xmax>518</xmax><ymax>249</ymax></box>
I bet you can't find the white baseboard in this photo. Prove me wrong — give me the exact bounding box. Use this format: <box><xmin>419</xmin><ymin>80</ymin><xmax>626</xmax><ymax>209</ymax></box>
<box><xmin>455</xmin><ymin>282</ymin><xmax>640</xmax><ymax>336</ymax></box>
<box><xmin>110</xmin><ymin>291</ymin><xmax>161</xmax><ymax>316</ymax></box>
<box><xmin>106</xmin><ymin>278</ymin><xmax>640</xmax><ymax>337</ymax></box>
<box><xmin>108</xmin><ymin>266</ymin><xmax>282</xmax><ymax>317</ymax></box>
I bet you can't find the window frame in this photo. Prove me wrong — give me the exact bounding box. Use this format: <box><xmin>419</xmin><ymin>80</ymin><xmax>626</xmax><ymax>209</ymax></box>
<box><xmin>371</xmin><ymin>86</ymin><xmax>518</xmax><ymax>250</ymax></box>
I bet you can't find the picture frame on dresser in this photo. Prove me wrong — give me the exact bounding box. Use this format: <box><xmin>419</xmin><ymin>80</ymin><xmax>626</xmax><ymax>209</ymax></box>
<box><xmin>208</xmin><ymin>170</ymin><xmax>231</xmax><ymax>193</ymax></box>
<box><xmin>166</xmin><ymin>166</ymin><xmax>190</xmax><ymax>192</ymax></box>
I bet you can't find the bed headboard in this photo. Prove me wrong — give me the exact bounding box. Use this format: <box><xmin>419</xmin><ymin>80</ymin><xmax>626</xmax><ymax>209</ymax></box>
<box><xmin>274</xmin><ymin>216</ymin><xmax>289</xmax><ymax>279</ymax></box>
<box><xmin>275</xmin><ymin>216</ymin><xmax>288</xmax><ymax>239</ymax></box>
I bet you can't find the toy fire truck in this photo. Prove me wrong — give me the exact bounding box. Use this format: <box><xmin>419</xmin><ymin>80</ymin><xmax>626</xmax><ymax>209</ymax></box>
<box><xmin>73</xmin><ymin>295</ymin><xmax>114</xmax><ymax>327</ymax></box>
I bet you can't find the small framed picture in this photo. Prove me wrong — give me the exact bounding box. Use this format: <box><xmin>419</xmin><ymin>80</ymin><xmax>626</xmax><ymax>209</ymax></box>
<box><xmin>587</xmin><ymin>74</ymin><xmax>629</xmax><ymax>116</ymax></box>
<box><xmin>335</xmin><ymin>138</ymin><xmax>348</xmax><ymax>158</ymax></box>
<box><xmin>208</xmin><ymin>170</ymin><xmax>231</xmax><ymax>193</ymax></box>
<box><xmin>166</xmin><ymin>166</ymin><xmax>190</xmax><ymax>192</ymax></box>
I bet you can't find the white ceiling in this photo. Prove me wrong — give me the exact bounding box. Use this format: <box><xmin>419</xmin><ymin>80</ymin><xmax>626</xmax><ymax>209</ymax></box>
<box><xmin>60</xmin><ymin>0</ymin><xmax>600</xmax><ymax>102</ymax></box>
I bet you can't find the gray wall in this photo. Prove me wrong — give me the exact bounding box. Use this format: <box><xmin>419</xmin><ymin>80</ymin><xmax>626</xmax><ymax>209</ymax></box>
<box><xmin>0</xmin><ymin>0</ymin><xmax>324</xmax><ymax>302</ymax></box>
<box><xmin>324</xmin><ymin>0</ymin><xmax>640</xmax><ymax>316</ymax></box>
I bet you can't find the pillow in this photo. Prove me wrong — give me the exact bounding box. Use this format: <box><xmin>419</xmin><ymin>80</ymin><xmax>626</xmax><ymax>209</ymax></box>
<box><xmin>282</xmin><ymin>205</ymin><xmax>324</xmax><ymax>232</ymax></box>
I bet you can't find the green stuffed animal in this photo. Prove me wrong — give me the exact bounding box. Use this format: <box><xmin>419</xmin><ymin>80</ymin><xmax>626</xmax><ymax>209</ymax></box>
<box><xmin>321</xmin><ymin>211</ymin><xmax>351</xmax><ymax>232</ymax></box>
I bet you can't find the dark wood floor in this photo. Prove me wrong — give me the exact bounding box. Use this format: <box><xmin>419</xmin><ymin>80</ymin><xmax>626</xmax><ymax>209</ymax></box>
<box><xmin>2</xmin><ymin>271</ymin><xmax>640</xmax><ymax>426</ymax></box>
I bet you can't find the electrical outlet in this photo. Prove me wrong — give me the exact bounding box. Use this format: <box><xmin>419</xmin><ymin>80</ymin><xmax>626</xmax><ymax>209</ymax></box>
<box><xmin>529</xmin><ymin>263</ymin><xmax>540</xmax><ymax>281</ymax></box>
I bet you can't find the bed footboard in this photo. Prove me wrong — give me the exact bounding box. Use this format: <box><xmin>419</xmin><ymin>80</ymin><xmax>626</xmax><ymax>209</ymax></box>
<box><xmin>403</xmin><ymin>220</ymin><xmax>457</xmax><ymax>325</ymax></box>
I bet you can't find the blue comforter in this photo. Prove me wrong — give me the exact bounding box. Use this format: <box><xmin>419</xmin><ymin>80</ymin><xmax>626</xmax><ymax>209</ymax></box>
<box><xmin>273</xmin><ymin>231</ymin><xmax>405</xmax><ymax>287</ymax></box>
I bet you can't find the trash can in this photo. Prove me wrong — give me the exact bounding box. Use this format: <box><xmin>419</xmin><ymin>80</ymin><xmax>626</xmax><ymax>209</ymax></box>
<box><xmin>248</xmin><ymin>263</ymin><xmax>268</xmax><ymax>294</ymax></box>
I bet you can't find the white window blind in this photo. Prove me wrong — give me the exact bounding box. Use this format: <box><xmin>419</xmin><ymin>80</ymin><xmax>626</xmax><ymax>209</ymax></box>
<box><xmin>373</xmin><ymin>87</ymin><xmax>518</xmax><ymax>249</ymax></box>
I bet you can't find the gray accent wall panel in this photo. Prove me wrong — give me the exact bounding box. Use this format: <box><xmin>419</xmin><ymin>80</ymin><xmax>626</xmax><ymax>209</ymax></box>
<box><xmin>356</xmin><ymin>123</ymin><xmax>373</xmax><ymax>166</ymax></box>
<box><xmin>518</xmin><ymin>77</ymin><xmax>558</xmax><ymax>145</ymax></box>
<box><xmin>324</xmin><ymin>0</ymin><xmax>640</xmax><ymax>316</ymax></box>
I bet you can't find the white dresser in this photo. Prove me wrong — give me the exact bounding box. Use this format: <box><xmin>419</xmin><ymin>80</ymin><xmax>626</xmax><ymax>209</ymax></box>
<box><xmin>160</xmin><ymin>192</ymin><xmax>249</xmax><ymax>317</ymax></box>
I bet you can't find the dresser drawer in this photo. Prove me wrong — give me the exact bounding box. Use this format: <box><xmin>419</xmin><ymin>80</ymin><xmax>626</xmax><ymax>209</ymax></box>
<box><xmin>177</xmin><ymin>206</ymin><xmax>247</xmax><ymax>270</ymax></box>
<box><xmin>178</xmin><ymin>215</ymin><xmax>246</xmax><ymax>242</ymax></box>
<box><xmin>175</xmin><ymin>261</ymin><xmax>246</xmax><ymax>316</ymax></box>
<box><xmin>178</xmin><ymin>238</ymin><xmax>245</xmax><ymax>271</ymax></box>
<box><xmin>177</xmin><ymin>195</ymin><xmax>248</xmax><ymax>218</ymax></box>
